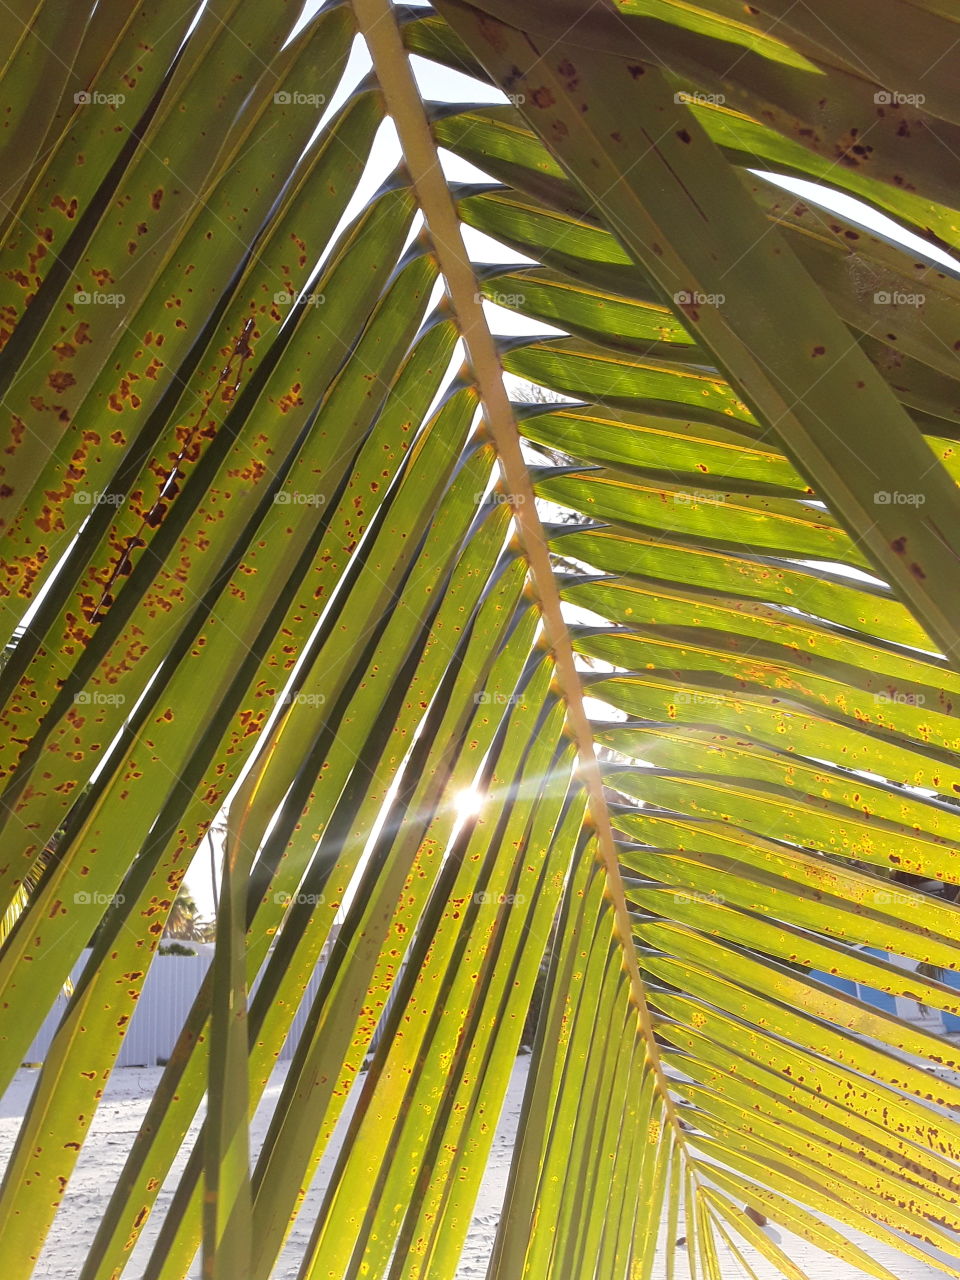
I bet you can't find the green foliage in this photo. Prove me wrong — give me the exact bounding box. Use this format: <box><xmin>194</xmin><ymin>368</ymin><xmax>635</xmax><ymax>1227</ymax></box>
<box><xmin>159</xmin><ymin>941</ymin><xmax>199</xmax><ymax>957</ymax></box>
<box><xmin>0</xmin><ymin>1</ymin><xmax>959</xmax><ymax>1278</ymax></box>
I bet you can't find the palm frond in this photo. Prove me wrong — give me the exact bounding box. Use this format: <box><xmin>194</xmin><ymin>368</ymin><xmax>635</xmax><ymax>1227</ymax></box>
<box><xmin>1</xmin><ymin>1</ymin><xmax>959</xmax><ymax>1277</ymax></box>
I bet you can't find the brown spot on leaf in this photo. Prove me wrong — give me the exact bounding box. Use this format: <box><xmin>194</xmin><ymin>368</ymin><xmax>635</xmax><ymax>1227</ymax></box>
<box><xmin>51</xmin><ymin>194</ymin><xmax>79</xmax><ymax>220</ymax></box>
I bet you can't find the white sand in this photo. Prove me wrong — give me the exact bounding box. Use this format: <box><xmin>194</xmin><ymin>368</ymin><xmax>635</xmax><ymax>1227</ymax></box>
<box><xmin>0</xmin><ymin>1054</ymin><xmax>528</xmax><ymax>1279</ymax></box>
<box><xmin>0</xmin><ymin>1055</ymin><xmax>948</xmax><ymax>1278</ymax></box>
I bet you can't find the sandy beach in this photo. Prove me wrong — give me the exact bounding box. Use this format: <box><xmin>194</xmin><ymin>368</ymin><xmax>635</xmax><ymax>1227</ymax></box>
<box><xmin>0</xmin><ymin>1053</ymin><xmax>948</xmax><ymax>1279</ymax></box>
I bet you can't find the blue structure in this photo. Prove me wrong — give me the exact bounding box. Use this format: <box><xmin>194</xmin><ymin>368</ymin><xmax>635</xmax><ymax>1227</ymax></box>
<box><xmin>812</xmin><ymin>948</ymin><xmax>911</xmax><ymax>1018</ymax></box>
<box><xmin>940</xmin><ymin>967</ymin><xmax>960</xmax><ymax>1035</ymax></box>
<box><xmin>855</xmin><ymin>947</ymin><xmax>899</xmax><ymax>1015</ymax></box>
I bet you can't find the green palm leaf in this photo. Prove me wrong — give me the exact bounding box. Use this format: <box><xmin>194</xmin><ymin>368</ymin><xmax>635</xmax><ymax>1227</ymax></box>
<box><xmin>1</xmin><ymin>1</ymin><xmax>959</xmax><ymax>1277</ymax></box>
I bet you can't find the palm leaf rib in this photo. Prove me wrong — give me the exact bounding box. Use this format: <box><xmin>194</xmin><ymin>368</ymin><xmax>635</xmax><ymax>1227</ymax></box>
<box><xmin>1</xmin><ymin>1</ymin><xmax>960</xmax><ymax>1278</ymax></box>
<box><xmin>351</xmin><ymin>0</ymin><xmax>680</xmax><ymax>1124</ymax></box>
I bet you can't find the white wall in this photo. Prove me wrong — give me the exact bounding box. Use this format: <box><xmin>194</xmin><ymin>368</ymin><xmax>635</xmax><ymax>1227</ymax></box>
<box><xmin>23</xmin><ymin>946</ymin><xmax>399</xmax><ymax>1069</ymax></box>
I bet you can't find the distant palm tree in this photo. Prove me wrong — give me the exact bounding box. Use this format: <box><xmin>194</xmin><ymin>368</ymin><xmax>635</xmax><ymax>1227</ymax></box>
<box><xmin>164</xmin><ymin>885</ymin><xmax>215</xmax><ymax>943</ymax></box>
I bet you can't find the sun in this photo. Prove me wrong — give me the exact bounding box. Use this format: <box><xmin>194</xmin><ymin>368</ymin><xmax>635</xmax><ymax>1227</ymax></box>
<box><xmin>453</xmin><ymin>787</ymin><xmax>485</xmax><ymax>819</ymax></box>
